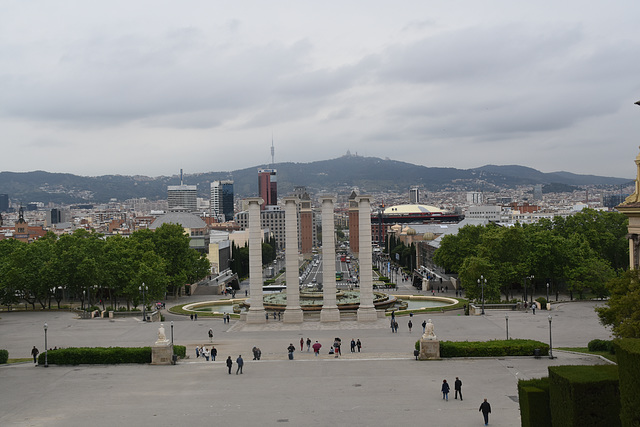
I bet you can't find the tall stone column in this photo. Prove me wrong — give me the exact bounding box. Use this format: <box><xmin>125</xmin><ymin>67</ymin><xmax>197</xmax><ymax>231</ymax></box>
<box><xmin>246</xmin><ymin>197</ymin><xmax>266</xmax><ymax>323</ymax></box>
<box><xmin>320</xmin><ymin>196</ymin><xmax>340</xmax><ymax>322</ymax></box>
<box><xmin>283</xmin><ymin>197</ymin><xmax>303</xmax><ymax>323</ymax></box>
<box><xmin>357</xmin><ymin>195</ymin><xmax>377</xmax><ymax>321</ymax></box>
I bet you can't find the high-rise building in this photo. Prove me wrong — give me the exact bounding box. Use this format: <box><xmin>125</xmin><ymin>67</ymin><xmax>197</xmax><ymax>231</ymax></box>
<box><xmin>168</xmin><ymin>185</ymin><xmax>197</xmax><ymax>212</ymax></box>
<box><xmin>466</xmin><ymin>192</ymin><xmax>483</xmax><ymax>205</ymax></box>
<box><xmin>409</xmin><ymin>187</ymin><xmax>420</xmax><ymax>204</ymax></box>
<box><xmin>211</xmin><ymin>180</ymin><xmax>234</xmax><ymax>221</ymax></box>
<box><xmin>258</xmin><ymin>169</ymin><xmax>277</xmax><ymax>209</ymax></box>
<box><xmin>533</xmin><ymin>184</ymin><xmax>543</xmax><ymax>201</ymax></box>
<box><xmin>0</xmin><ymin>194</ymin><xmax>8</xmax><ymax>212</ymax></box>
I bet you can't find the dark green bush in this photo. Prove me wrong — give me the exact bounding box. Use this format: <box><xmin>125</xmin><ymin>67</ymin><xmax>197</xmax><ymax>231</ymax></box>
<box><xmin>440</xmin><ymin>339</ymin><xmax>549</xmax><ymax>358</ymax></box>
<box><xmin>0</xmin><ymin>349</ymin><xmax>8</xmax><ymax>364</ymax></box>
<box><xmin>173</xmin><ymin>345</ymin><xmax>186</xmax><ymax>358</ymax></box>
<box><xmin>518</xmin><ymin>377</ymin><xmax>551</xmax><ymax>427</ymax></box>
<box><xmin>37</xmin><ymin>347</ymin><xmax>152</xmax><ymax>365</ymax></box>
<box><xmin>549</xmin><ymin>365</ymin><xmax>620</xmax><ymax>427</ymax></box>
<box><xmin>614</xmin><ymin>338</ymin><xmax>640</xmax><ymax>427</ymax></box>
<box><xmin>536</xmin><ymin>297</ymin><xmax>548</xmax><ymax>308</ymax></box>
<box><xmin>588</xmin><ymin>339</ymin><xmax>615</xmax><ymax>354</ymax></box>
<box><xmin>413</xmin><ymin>339</ymin><xmax>549</xmax><ymax>357</ymax></box>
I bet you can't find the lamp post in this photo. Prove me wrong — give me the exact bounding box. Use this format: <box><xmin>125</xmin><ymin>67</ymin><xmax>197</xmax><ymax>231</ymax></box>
<box><xmin>546</xmin><ymin>282</ymin><xmax>550</xmax><ymax>307</ymax></box>
<box><xmin>139</xmin><ymin>283</ymin><xmax>148</xmax><ymax>322</ymax></box>
<box><xmin>477</xmin><ymin>275</ymin><xmax>487</xmax><ymax>315</ymax></box>
<box><xmin>530</xmin><ymin>276</ymin><xmax>535</xmax><ymax>304</ymax></box>
<box><xmin>82</xmin><ymin>290</ymin><xmax>86</xmax><ymax>311</ymax></box>
<box><xmin>171</xmin><ymin>321</ymin><xmax>174</xmax><ymax>345</ymax></box>
<box><xmin>548</xmin><ymin>315</ymin><xmax>554</xmax><ymax>359</ymax></box>
<box><xmin>43</xmin><ymin>322</ymin><xmax>48</xmax><ymax>368</ymax></box>
<box><xmin>505</xmin><ymin>314</ymin><xmax>509</xmax><ymax>340</ymax></box>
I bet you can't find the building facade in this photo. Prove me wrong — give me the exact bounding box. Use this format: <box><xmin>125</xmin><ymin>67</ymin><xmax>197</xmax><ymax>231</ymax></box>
<box><xmin>168</xmin><ymin>185</ymin><xmax>198</xmax><ymax>212</ymax></box>
<box><xmin>210</xmin><ymin>180</ymin><xmax>234</xmax><ymax>221</ymax></box>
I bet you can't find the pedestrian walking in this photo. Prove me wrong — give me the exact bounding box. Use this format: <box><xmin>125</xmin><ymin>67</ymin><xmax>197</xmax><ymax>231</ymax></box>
<box><xmin>408</xmin><ymin>320</ymin><xmax>413</xmax><ymax>333</ymax></box>
<box><xmin>222</xmin><ymin>314</ymin><xmax>226</xmax><ymax>324</ymax></box>
<box><xmin>306</xmin><ymin>338</ymin><xmax>311</xmax><ymax>352</ymax></box>
<box><xmin>194</xmin><ymin>313</ymin><xmax>198</xmax><ymax>321</ymax></box>
<box><xmin>211</xmin><ymin>346</ymin><xmax>217</xmax><ymax>361</ymax></box>
<box><xmin>203</xmin><ymin>346</ymin><xmax>210</xmax><ymax>361</ymax></box>
<box><xmin>195</xmin><ymin>346</ymin><xmax>200</xmax><ymax>358</ymax></box>
<box><xmin>479</xmin><ymin>398</ymin><xmax>491</xmax><ymax>425</ymax></box>
<box><xmin>356</xmin><ymin>339</ymin><xmax>361</xmax><ymax>352</ymax></box>
<box><xmin>226</xmin><ymin>314</ymin><xmax>230</xmax><ymax>323</ymax></box>
<box><xmin>287</xmin><ymin>343</ymin><xmax>295</xmax><ymax>360</ymax></box>
<box><xmin>390</xmin><ymin>320</ymin><xmax>395</xmax><ymax>333</ymax></box>
<box><xmin>300</xmin><ymin>337</ymin><xmax>304</xmax><ymax>351</ymax></box>
<box><xmin>394</xmin><ymin>320</ymin><xmax>399</xmax><ymax>333</ymax></box>
<box><xmin>350</xmin><ymin>338</ymin><xmax>356</xmax><ymax>352</ymax></box>
<box><xmin>312</xmin><ymin>341</ymin><xmax>322</xmax><ymax>356</ymax></box>
<box><xmin>252</xmin><ymin>346</ymin><xmax>259</xmax><ymax>360</ymax></box>
<box><xmin>333</xmin><ymin>337</ymin><xmax>342</xmax><ymax>357</ymax></box>
<box><xmin>454</xmin><ymin>377</ymin><xmax>463</xmax><ymax>400</ymax></box>
<box><xmin>441</xmin><ymin>379</ymin><xmax>450</xmax><ymax>401</ymax></box>
<box><xmin>31</xmin><ymin>346</ymin><xmax>39</xmax><ymax>365</ymax></box>
<box><xmin>532</xmin><ymin>304</ymin><xmax>536</xmax><ymax>315</ymax></box>
<box><xmin>208</xmin><ymin>328</ymin><xmax>213</xmax><ymax>342</ymax></box>
<box><xmin>422</xmin><ymin>320</ymin><xmax>427</xmax><ymax>334</ymax></box>
<box><xmin>255</xmin><ymin>347</ymin><xmax>261</xmax><ymax>360</ymax></box>
<box><xmin>236</xmin><ymin>355</ymin><xmax>244</xmax><ymax>374</ymax></box>
<box><xmin>226</xmin><ymin>356</ymin><xmax>233</xmax><ymax>374</ymax></box>
<box><xmin>190</xmin><ymin>314</ymin><xmax>194</xmax><ymax>321</ymax></box>
<box><xmin>245</xmin><ymin>290</ymin><xmax>248</xmax><ymax>297</ymax></box>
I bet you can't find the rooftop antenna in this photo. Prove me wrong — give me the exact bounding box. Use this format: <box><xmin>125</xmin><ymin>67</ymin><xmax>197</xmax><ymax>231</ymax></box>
<box><xmin>180</xmin><ymin>169</ymin><xmax>184</xmax><ymax>186</ymax></box>
<box><xmin>271</xmin><ymin>134</ymin><xmax>275</xmax><ymax>168</ymax></box>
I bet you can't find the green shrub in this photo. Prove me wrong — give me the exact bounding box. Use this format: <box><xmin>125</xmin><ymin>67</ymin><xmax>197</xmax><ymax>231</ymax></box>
<box><xmin>614</xmin><ymin>338</ymin><xmax>640</xmax><ymax>427</ymax></box>
<box><xmin>413</xmin><ymin>339</ymin><xmax>549</xmax><ymax>357</ymax></box>
<box><xmin>0</xmin><ymin>349</ymin><xmax>8</xmax><ymax>364</ymax></box>
<box><xmin>173</xmin><ymin>345</ymin><xmax>186</xmax><ymax>358</ymax></box>
<box><xmin>440</xmin><ymin>339</ymin><xmax>549</xmax><ymax>358</ymax></box>
<box><xmin>518</xmin><ymin>377</ymin><xmax>551</xmax><ymax>427</ymax></box>
<box><xmin>549</xmin><ymin>365</ymin><xmax>620</xmax><ymax>427</ymax></box>
<box><xmin>37</xmin><ymin>347</ymin><xmax>152</xmax><ymax>365</ymax></box>
<box><xmin>536</xmin><ymin>297</ymin><xmax>548</xmax><ymax>308</ymax></box>
<box><xmin>588</xmin><ymin>339</ymin><xmax>615</xmax><ymax>354</ymax></box>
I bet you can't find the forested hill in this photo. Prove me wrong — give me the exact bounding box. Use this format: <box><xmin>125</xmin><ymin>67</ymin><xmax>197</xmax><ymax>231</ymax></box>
<box><xmin>0</xmin><ymin>156</ymin><xmax>632</xmax><ymax>205</ymax></box>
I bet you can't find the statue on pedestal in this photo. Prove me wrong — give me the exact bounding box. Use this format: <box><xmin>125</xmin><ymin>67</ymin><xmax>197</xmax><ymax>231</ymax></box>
<box><xmin>422</xmin><ymin>319</ymin><xmax>436</xmax><ymax>340</ymax></box>
<box><xmin>156</xmin><ymin>323</ymin><xmax>169</xmax><ymax>344</ymax></box>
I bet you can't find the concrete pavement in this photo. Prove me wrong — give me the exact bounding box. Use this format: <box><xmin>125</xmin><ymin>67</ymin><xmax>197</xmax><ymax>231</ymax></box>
<box><xmin>0</xmin><ymin>298</ymin><xmax>614</xmax><ymax>426</ymax></box>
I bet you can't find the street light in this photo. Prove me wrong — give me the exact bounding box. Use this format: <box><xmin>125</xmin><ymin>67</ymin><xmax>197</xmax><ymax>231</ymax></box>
<box><xmin>171</xmin><ymin>321</ymin><xmax>174</xmax><ymax>345</ymax></box>
<box><xmin>546</xmin><ymin>282</ymin><xmax>550</xmax><ymax>307</ymax></box>
<box><xmin>43</xmin><ymin>322</ymin><xmax>48</xmax><ymax>368</ymax></box>
<box><xmin>505</xmin><ymin>314</ymin><xmax>509</xmax><ymax>340</ymax></box>
<box><xmin>139</xmin><ymin>283</ymin><xmax>148</xmax><ymax>322</ymax></box>
<box><xmin>529</xmin><ymin>276</ymin><xmax>535</xmax><ymax>304</ymax></box>
<box><xmin>548</xmin><ymin>315</ymin><xmax>554</xmax><ymax>359</ymax></box>
<box><xmin>477</xmin><ymin>275</ymin><xmax>487</xmax><ymax>315</ymax></box>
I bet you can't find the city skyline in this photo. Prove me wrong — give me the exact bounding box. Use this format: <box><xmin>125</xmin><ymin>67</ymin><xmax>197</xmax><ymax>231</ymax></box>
<box><xmin>1</xmin><ymin>1</ymin><xmax>640</xmax><ymax>178</ymax></box>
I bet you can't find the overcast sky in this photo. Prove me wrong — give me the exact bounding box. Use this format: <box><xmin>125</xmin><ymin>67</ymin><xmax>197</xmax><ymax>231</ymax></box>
<box><xmin>2</xmin><ymin>1</ymin><xmax>640</xmax><ymax>179</ymax></box>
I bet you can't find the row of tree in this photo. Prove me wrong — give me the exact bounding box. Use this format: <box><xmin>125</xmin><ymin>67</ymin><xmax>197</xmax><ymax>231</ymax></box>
<box><xmin>0</xmin><ymin>224</ymin><xmax>210</xmax><ymax>310</ymax></box>
<box><xmin>432</xmin><ymin>209</ymin><xmax>629</xmax><ymax>302</ymax></box>
<box><xmin>229</xmin><ymin>236</ymin><xmax>277</xmax><ymax>280</ymax></box>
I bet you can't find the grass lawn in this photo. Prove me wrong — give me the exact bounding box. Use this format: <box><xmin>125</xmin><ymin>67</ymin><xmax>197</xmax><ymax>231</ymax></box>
<box><xmin>7</xmin><ymin>358</ymin><xmax>32</xmax><ymax>364</ymax></box>
<box><xmin>557</xmin><ymin>347</ymin><xmax>617</xmax><ymax>363</ymax></box>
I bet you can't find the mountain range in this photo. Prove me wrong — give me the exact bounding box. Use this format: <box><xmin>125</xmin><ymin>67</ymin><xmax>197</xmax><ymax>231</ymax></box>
<box><xmin>0</xmin><ymin>155</ymin><xmax>633</xmax><ymax>205</ymax></box>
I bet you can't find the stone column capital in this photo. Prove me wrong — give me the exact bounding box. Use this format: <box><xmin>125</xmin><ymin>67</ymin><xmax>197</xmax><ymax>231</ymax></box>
<box><xmin>318</xmin><ymin>195</ymin><xmax>337</xmax><ymax>204</ymax></box>
<box><xmin>246</xmin><ymin>197</ymin><xmax>264</xmax><ymax>206</ymax></box>
<box><xmin>282</xmin><ymin>196</ymin><xmax>298</xmax><ymax>205</ymax></box>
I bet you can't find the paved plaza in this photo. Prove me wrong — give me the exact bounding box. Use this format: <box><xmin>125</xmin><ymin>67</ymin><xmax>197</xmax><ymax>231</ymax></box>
<box><xmin>0</xmin><ymin>297</ymin><xmax>614</xmax><ymax>426</ymax></box>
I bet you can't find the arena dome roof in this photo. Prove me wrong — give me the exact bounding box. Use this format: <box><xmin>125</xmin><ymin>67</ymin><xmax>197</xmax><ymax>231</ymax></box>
<box><xmin>383</xmin><ymin>204</ymin><xmax>445</xmax><ymax>215</ymax></box>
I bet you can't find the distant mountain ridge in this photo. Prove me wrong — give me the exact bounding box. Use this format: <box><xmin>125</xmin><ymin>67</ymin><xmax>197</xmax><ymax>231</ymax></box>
<box><xmin>0</xmin><ymin>156</ymin><xmax>632</xmax><ymax>205</ymax></box>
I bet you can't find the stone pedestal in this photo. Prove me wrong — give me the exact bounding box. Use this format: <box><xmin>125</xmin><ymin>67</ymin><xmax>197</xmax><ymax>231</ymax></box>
<box><xmin>419</xmin><ymin>339</ymin><xmax>440</xmax><ymax>360</ymax></box>
<box><xmin>151</xmin><ymin>342</ymin><xmax>173</xmax><ymax>365</ymax></box>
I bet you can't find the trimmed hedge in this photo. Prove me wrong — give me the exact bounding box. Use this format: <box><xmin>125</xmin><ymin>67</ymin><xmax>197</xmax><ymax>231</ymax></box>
<box><xmin>173</xmin><ymin>345</ymin><xmax>186</xmax><ymax>358</ymax></box>
<box><xmin>0</xmin><ymin>349</ymin><xmax>8</xmax><ymax>364</ymax></box>
<box><xmin>414</xmin><ymin>339</ymin><xmax>549</xmax><ymax>357</ymax></box>
<box><xmin>549</xmin><ymin>365</ymin><xmax>620</xmax><ymax>427</ymax></box>
<box><xmin>588</xmin><ymin>339</ymin><xmax>615</xmax><ymax>354</ymax></box>
<box><xmin>37</xmin><ymin>347</ymin><xmax>152</xmax><ymax>365</ymax></box>
<box><xmin>518</xmin><ymin>377</ymin><xmax>551</xmax><ymax>427</ymax></box>
<box><xmin>614</xmin><ymin>338</ymin><xmax>640</xmax><ymax>427</ymax></box>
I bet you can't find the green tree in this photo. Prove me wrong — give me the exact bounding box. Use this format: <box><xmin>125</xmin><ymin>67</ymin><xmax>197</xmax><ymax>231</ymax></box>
<box><xmin>596</xmin><ymin>270</ymin><xmax>640</xmax><ymax>337</ymax></box>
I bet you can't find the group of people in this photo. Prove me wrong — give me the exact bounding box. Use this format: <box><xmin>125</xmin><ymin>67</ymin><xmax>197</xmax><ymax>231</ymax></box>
<box><xmin>440</xmin><ymin>378</ymin><xmax>492</xmax><ymax>425</ymax></box>
<box><xmin>266</xmin><ymin>311</ymin><xmax>284</xmax><ymax>321</ymax></box>
<box><xmin>221</xmin><ymin>313</ymin><xmax>232</xmax><ymax>323</ymax></box>
<box><xmin>226</xmin><ymin>355</ymin><xmax>243</xmax><ymax>374</ymax></box>
<box><xmin>251</xmin><ymin>346</ymin><xmax>262</xmax><ymax>360</ymax></box>
<box><xmin>195</xmin><ymin>345</ymin><xmax>217</xmax><ymax>361</ymax></box>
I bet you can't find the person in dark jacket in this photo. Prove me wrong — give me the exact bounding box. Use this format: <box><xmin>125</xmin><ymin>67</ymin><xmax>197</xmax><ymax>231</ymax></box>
<box><xmin>479</xmin><ymin>398</ymin><xmax>491</xmax><ymax>425</ymax></box>
<box><xmin>441</xmin><ymin>379</ymin><xmax>450</xmax><ymax>401</ymax></box>
<box><xmin>454</xmin><ymin>377</ymin><xmax>463</xmax><ymax>400</ymax></box>
<box><xmin>211</xmin><ymin>346</ymin><xmax>217</xmax><ymax>361</ymax></box>
<box><xmin>226</xmin><ymin>356</ymin><xmax>233</xmax><ymax>374</ymax></box>
<box><xmin>287</xmin><ymin>343</ymin><xmax>295</xmax><ymax>360</ymax></box>
<box><xmin>236</xmin><ymin>355</ymin><xmax>243</xmax><ymax>374</ymax></box>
